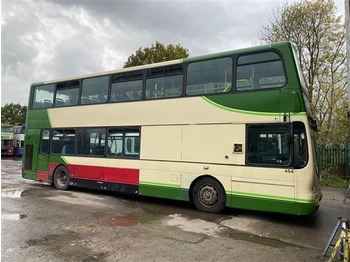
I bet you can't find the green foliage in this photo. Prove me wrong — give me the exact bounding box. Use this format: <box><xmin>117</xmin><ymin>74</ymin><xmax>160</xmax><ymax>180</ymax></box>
<box><xmin>1</xmin><ymin>103</ymin><xmax>27</xmax><ymax>126</ymax></box>
<box><xmin>124</xmin><ymin>41</ymin><xmax>189</xmax><ymax>68</ymax></box>
<box><xmin>259</xmin><ymin>0</ymin><xmax>348</xmax><ymax>145</ymax></box>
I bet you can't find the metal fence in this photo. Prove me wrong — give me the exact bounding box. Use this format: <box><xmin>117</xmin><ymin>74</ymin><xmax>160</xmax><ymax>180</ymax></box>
<box><xmin>318</xmin><ymin>142</ymin><xmax>350</xmax><ymax>179</ymax></box>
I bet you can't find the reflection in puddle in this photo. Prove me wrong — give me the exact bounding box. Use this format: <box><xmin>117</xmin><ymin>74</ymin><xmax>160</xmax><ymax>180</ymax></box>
<box><xmin>1</xmin><ymin>189</ymin><xmax>24</xmax><ymax>198</ymax></box>
<box><xmin>226</xmin><ymin>230</ymin><xmax>298</xmax><ymax>248</ymax></box>
<box><xmin>2</xmin><ymin>213</ymin><xmax>27</xmax><ymax>220</ymax></box>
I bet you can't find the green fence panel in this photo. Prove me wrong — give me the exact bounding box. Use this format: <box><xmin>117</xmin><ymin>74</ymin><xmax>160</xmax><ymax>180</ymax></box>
<box><xmin>318</xmin><ymin>144</ymin><xmax>350</xmax><ymax>180</ymax></box>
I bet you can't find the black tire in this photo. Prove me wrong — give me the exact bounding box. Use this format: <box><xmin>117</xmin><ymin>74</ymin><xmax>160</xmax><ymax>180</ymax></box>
<box><xmin>53</xmin><ymin>165</ymin><xmax>70</xmax><ymax>190</ymax></box>
<box><xmin>192</xmin><ymin>177</ymin><xmax>226</xmax><ymax>213</ymax></box>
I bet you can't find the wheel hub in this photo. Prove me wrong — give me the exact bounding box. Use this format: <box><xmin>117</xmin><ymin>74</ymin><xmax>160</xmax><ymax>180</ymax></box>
<box><xmin>199</xmin><ymin>185</ymin><xmax>218</xmax><ymax>207</ymax></box>
<box><xmin>57</xmin><ymin>172</ymin><xmax>67</xmax><ymax>186</ymax></box>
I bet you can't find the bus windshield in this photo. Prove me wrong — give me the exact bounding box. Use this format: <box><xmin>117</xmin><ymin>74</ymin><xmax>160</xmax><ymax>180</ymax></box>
<box><xmin>2</xmin><ymin>126</ymin><xmax>14</xmax><ymax>133</ymax></box>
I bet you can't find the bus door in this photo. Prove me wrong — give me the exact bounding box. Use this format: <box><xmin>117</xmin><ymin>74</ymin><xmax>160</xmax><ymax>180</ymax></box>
<box><xmin>36</xmin><ymin>129</ymin><xmax>51</xmax><ymax>182</ymax></box>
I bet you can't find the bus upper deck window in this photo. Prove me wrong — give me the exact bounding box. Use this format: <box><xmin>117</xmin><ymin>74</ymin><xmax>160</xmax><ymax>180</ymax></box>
<box><xmin>55</xmin><ymin>80</ymin><xmax>79</xmax><ymax>107</ymax></box>
<box><xmin>186</xmin><ymin>57</ymin><xmax>232</xmax><ymax>96</ymax></box>
<box><xmin>145</xmin><ymin>66</ymin><xmax>183</xmax><ymax>99</ymax></box>
<box><xmin>33</xmin><ymin>84</ymin><xmax>54</xmax><ymax>109</ymax></box>
<box><xmin>111</xmin><ymin>71</ymin><xmax>143</xmax><ymax>102</ymax></box>
<box><xmin>236</xmin><ymin>51</ymin><xmax>286</xmax><ymax>91</ymax></box>
<box><xmin>81</xmin><ymin>76</ymin><xmax>109</xmax><ymax>105</ymax></box>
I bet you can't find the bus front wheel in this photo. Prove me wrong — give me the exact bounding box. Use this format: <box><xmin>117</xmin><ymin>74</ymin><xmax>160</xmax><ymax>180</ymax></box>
<box><xmin>192</xmin><ymin>177</ymin><xmax>226</xmax><ymax>213</ymax></box>
<box><xmin>53</xmin><ymin>165</ymin><xmax>70</xmax><ymax>190</ymax></box>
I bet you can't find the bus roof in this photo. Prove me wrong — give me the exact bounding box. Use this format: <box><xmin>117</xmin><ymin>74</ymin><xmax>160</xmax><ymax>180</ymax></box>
<box><xmin>31</xmin><ymin>41</ymin><xmax>292</xmax><ymax>86</ymax></box>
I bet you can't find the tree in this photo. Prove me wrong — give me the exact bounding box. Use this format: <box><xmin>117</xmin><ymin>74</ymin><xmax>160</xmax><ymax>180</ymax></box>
<box><xmin>1</xmin><ymin>103</ymin><xmax>27</xmax><ymax>126</ymax></box>
<box><xmin>124</xmin><ymin>41</ymin><xmax>189</xmax><ymax>68</ymax></box>
<box><xmin>259</xmin><ymin>0</ymin><xmax>348</xmax><ymax>145</ymax></box>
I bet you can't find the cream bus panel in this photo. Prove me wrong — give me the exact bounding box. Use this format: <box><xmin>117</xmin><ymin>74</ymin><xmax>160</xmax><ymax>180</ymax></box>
<box><xmin>139</xmin><ymin>170</ymin><xmax>181</xmax><ymax>188</ymax></box>
<box><xmin>231</xmin><ymin>180</ymin><xmax>295</xmax><ymax>200</ymax></box>
<box><xmin>141</xmin><ymin>126</ymin><xmax>182</xmax><ymax>161</ymax></box>
<box><xmin>181</xmin><ymin>173</ymin><xmax>232</xmax><ymax>192</ymax></box>
<box><xmin>141</xmin><ymin>124</ymin><xmax>245</xmax><ymax>165</ymax></box>
<box><xmin>182</xmin><ymin>124</ymin><xmax>245</xmax><ymax>165</ymax></box>
<box><xmin>231</xmin><ymin>166</ymin><xmax>295</xmax><ymax>201</ymax></box>
<box><xmin>48</xmin><ymin>97</ymin><xmax>283</xmax><ymax>128</ymax></box>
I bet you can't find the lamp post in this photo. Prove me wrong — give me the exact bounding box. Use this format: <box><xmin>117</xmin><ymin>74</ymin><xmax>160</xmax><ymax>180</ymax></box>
<box><xmin>346</xmin><ymin>0</ymin><xmax>350</xmax><ymax>119</ymax></box>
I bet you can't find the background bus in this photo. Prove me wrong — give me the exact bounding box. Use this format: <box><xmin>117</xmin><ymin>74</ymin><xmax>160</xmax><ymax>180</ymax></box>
<box><xmin>1</xmin><ymin>125</ymin><xmax>14</xmax><ymax>156</ymax></box>
<box><xmin>14</xmin><ymin>126</ymin><xmax>25</xmax><ymax>156</ymax></box>
<box><xmin>22</xmin><ymin>41</ymin><xmax>321</xmax><ymax>215</ymax></box>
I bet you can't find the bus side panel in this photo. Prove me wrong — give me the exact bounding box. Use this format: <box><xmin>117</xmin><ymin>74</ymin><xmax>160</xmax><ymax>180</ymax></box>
<box><xmin>204</xmin><ymin>89</ymin><xmax>281</xmax><ymax>114</ymax></box>
<box><xmin>47</xmin><ymin>161</ymin><xmax>140</xmax><ymax>194</ymax></box>
<box><xmin>227</xmin><ymin>166</ymin><xmax>297</xmax><ymax>215</ymax></box>
<box><xmin>227</xmin><ymin>194</ymin><xmax>297</xmax><ymax>214</ymax></box>
<box><xmin>139</xmin><ymin>170</ymin><xmax>189</xmax><ymax>201</ymax></box>
<box><xmin>227</xmin><ymin>181</ymin><xmax>297</xmax><ymax>215</ymax></box>
<box><xmin>23</xmin><ymin>108</ymin><xmax>51</xmax><ymax>181</ymax></box>
<box><xmin>294</xmin><ymin>124</ymin><xmax>321</xmax><ymax>215</ymax></box>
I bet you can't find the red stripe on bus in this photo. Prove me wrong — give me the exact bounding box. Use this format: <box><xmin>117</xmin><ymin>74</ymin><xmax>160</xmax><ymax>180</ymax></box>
<box><xmin>49</xmin><ymin>163</ymin><xmax>139</xmax><ymax>185</ymax></box>
<box><xmin>36</xmin><ymin>171</ymin><xmax>50</xmax><ymax>182</ymax></box>
<box><xmin>103</xmin><ymin>167</ymin><xmax>139</xmax><ymax>185</ymax></box>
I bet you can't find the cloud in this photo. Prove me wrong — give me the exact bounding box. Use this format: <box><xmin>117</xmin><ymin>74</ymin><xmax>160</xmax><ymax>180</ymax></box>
<box><xmin>1</xmin><ymin>0</ymin><xmax>346</xmax><ymax>106</ymax></box>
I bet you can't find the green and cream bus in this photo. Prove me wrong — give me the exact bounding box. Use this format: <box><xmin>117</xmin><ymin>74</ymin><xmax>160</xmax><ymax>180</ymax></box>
<box><xmin>22</xmin><ymin>41</ymin><xmax>322</xmax><ymax>215</ymax></box>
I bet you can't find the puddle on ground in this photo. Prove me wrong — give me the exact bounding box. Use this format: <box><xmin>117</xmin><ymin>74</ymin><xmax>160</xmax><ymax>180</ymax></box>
<box><xmin>164</xmin><ymin>214</ymin><xmax>300</xmax><ymax>248</ymax></box>
<box><xmin>26</xmin><ymin>234</ymin><xmax>60</xmax><ymax>246</ymax></box>
<box><xmin>225</xmin><ymin>230</ymin><xmax>299</xmax><ymax>248</ymax></box>
<box><xmin>93</xmin><ymin>211</ymin><xmax>158</xmax><ymax>228</ymax></box>
<box><xmin>165</xmin><ymin>214</ymin><xmax>223</xmax><ymax>237</ymax></box>
<box><xmin>98</xmin><ymin>216</ymin><xmax>138</xmax><ymax>227</ymax></box>
<box><xmin>25</xmin><ymin>231</ymin><xmax>107</xmax><ymax>261</ymax></box>
<box><xmin>2</xmin><ymin>213</ymin><xmax>27</xmax><ymax>220</ymax></box>
<box><xmin>1</xmin><ymin>189</ymin><xmax>25</xmax><ymax>198</ymax></box>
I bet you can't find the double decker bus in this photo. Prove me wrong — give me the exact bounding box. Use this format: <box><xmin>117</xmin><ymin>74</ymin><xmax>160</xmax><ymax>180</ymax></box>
<box><xmin>22</xmin><ymin>42</ymin><xmax>321</xmax><ymax>215</ymax></box>
<box><xmin>1</xmin><ymin>125</ymin><xmax>14</xmax><ymax>156</ymax></box>
<box><xmin>14</xmin><ymin>126</ymin><xmax>25</xmax><ymax>156</ymax></box>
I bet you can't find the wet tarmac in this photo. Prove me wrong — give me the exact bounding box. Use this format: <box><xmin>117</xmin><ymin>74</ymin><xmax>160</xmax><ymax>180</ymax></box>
<box><xmin>1</xmin><ymin>157</ymin><xmax>349</xmax><ymax>261</ymax></box>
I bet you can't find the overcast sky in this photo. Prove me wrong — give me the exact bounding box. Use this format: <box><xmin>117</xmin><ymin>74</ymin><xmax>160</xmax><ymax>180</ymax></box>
<box><xmin>1</xmin><ymin>0</ymin><xmax>346</xmax><ymax>106</ymax></box>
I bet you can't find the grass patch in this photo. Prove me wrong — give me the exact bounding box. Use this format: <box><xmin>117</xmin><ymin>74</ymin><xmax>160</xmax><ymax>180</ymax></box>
<box><xmin>320</xmin><ymin>171</ymin><xmax>349</xmax><ymax>187</ymax></box>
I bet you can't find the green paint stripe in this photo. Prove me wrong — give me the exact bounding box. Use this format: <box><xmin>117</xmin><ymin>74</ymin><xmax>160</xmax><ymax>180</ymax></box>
<box><xmin>61</xmin><ymin>156</ymin><xmax>69</xmax><ymax>164</ymax></box>
<box><xmin>47</xmin><ymin>109</ymin><xmax>52</xmax><ymax>127</ymax></box>
<box><xmin>139</xmin><ymin>181</ymin><xmax>181</xmax><ymax>188</ymax></box>
<box><xmin>202</xmin><ymin>96</ymin><xmax>307</xmax><ymax>117</ymax></box>
<box><xmin>226</xmin><ymin>190</ymin><xmax>315</xmax><ymax>203</ymax></box>
<box><xmin>139</xmin><ymin>182</ymin><xmax>314</xmax><ymax>204</ymax></box>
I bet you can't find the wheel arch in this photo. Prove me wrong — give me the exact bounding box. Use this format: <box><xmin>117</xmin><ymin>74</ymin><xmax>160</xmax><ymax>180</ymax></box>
<box><xmin>52</xmin><ymin>164</ymin><xmax>69</xmax><ymax>180</ymax></box>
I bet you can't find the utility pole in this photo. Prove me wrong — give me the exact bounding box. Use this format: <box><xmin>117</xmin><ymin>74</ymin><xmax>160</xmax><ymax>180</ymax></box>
<box><xmin>346</xmin><ymin>0</ymin><xmax>350</xmax><ymax>180</ymax></box>
<box><xmin>346</xmin><ymin>0</ymin><xmax>350</xmax><ymax>120</ymax></box>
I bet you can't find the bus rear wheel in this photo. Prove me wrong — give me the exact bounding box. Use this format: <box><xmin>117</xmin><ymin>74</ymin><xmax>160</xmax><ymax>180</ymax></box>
<box><xmin>53</xmin><ymin>165</ymin><xmax>70</xmax><ymax>190</ymax></box>
<box><xmin>192</xmin><ymin>177</ymin><xmax>226</xmax><ymax>213</ymax></box>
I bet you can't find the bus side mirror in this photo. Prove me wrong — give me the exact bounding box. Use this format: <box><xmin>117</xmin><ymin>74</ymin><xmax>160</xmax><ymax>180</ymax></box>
<box><xmin>284</xmin><ymin>133</ymin><xmax>292</xmax><ymax>144</ymax></box>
